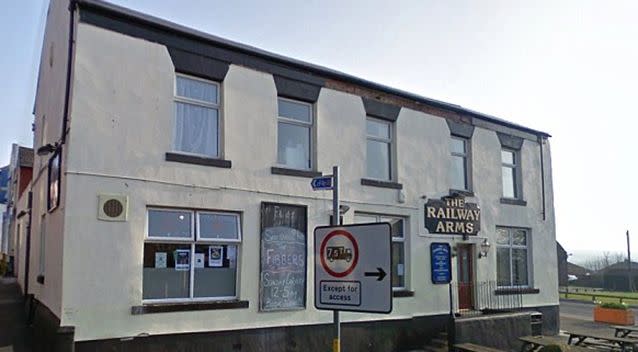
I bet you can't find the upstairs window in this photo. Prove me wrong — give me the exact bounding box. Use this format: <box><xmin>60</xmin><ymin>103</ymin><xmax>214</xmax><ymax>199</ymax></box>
<box><xmin>366</xmin><ymin>118</ymin><xmax>392</xmax><ymax>181</ymax></box>
<box><xmin>173</xmin><ymin>74</ymin><xmax>220</xmax><ymax>158</ymax></box>
<box><xmin>501</xmin><ymin>149</ymin><xmax>520</xmax><ymax>198</ymax></box>
<box><xmin>450</xmin><ymin>137</ymin><xmax>470</xmax><ymax>191</ymax></box>
<box><xmin>277</xmin><ymin>98</ymin><xmax>313</xmax><ymax>170</ymax></box>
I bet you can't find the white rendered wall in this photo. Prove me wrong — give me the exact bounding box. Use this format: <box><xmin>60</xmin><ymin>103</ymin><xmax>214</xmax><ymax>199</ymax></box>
<box><xmin>26</xmin><ymin>0</ymin><xmax>73</xmax><ymax>318</ymax></box>
<box><xmin>61</xmin><ymin>23</ymin><xmax>558</xmax><ymax>341</ymax></box>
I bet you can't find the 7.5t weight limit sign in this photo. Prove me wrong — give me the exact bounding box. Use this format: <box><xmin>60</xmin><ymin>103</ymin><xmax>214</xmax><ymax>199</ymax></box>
<box><xmin>314</xmin><ymin>223</ymin><xmax>392</xmax><ymax>313</ymax></box>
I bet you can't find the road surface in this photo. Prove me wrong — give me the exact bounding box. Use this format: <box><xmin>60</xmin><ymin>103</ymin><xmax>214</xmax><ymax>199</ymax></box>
<box><xmin>560</xmin><ymin>299</ymin><xmax>638</xmax><ymax>335</ymax></box>
<box><xmin>561</xmin><ymin>299</ymin><xmax>638</xmax><ymax>320</ymax></box>
<box><xmin>560</xmin><ymin>299</ymin><xmax>597</xmax><ymax>320</ymax></box>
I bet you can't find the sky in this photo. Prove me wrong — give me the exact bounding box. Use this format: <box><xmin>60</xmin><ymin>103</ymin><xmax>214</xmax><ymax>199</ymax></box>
<box><xmin>1</xmin><ymin>0</ymin><xmax>637</xmax><ymax>263</ymax></box>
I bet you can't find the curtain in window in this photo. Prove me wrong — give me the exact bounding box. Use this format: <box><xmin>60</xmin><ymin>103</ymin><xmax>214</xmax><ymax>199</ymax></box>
<box><xmin>366</xmin><ymin>140</ymin><xmax>390</xmax><ymax>180</ymax></box>
<box><xmin>277</xmin><ymin>122</ymin><xmax>310</xmax><ymax>169</ymax></box>
<box><xmin>174</xmin><ymin>102</ymin><xmax>218</xmax><ymax>156</ymax></box>
<box><xmin>176</xmin><ymin>77</ymin><xmax>217</xmax><ymax>104</ymax></box>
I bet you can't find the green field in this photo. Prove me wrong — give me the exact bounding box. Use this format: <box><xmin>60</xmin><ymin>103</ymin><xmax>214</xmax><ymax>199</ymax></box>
<box><xmin>560</xmin><ymin>286</ymin><xmax>638</xmax><ymax>305</ymax></box>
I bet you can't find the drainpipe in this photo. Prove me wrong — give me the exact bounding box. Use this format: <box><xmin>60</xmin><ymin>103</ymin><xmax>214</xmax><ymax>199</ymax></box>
<box><xmin>538</xmin><ymin>136</ymin><xmax>546</xmax><ymax>221</ymax></box>
<box><xmin>60</xmin><ymin>0</ymin><xmax>78</xmax><ymax>145</ymax></box>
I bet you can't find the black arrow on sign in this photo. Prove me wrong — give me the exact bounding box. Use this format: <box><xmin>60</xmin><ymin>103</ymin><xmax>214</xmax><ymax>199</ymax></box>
<box><xmin>364</xmin><ymin>268</ymin><xmax>387</xmax><ymax>281</ymax></box>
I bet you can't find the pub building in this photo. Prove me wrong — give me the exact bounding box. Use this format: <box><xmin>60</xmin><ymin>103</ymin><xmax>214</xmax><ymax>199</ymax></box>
<box><xmin>14</xmin><ymin>0</ymin><xmax>558</xmax><ymax>350</ymax></box>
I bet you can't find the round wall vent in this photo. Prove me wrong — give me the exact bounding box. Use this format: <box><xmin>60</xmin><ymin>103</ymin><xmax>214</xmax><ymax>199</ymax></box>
<box><xmin>98</xmin><ymin>194</ymin><xmax>128</xmax><ymax>222</ymax></box>
<box><xmin>103</xmin><ymin>199</ymin><xmax>124</xmax><ymax>218</ymax></box>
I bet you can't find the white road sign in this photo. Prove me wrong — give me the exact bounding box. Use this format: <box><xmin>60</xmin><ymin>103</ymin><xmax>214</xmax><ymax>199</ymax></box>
<box><xmin>314</xmin><ymin>223</ymin><xmax>392</xmax><ymax>313</ymax></box>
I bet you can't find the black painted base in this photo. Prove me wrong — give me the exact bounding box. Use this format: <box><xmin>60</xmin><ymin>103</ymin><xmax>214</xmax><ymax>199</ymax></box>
<box><xmin>26</xmin><ymin>296</ymin><xmax>75</xmax><ymax>352</ymax></box>
<box><xmin>47</xmin><ymin>304</ymin><xmax>557</xmax><ymax>352</ymax></box>
<box><xmin>77</xmin><ymin>314</ymin><xmax>449</xmax><ymax>352</ymax></box>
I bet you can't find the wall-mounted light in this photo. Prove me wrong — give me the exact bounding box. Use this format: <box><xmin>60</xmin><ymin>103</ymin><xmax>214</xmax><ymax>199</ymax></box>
<box><xmin>36</xmin><ymin>142</ymin><xmax>58</xmax><ymax>156</ymax></box>
<box><xmin>479</xmin><ymin>238</ymin><xmax>491</xmax><ymax>258</ymax></box>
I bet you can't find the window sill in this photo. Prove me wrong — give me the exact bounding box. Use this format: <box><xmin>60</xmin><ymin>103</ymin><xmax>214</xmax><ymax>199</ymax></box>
<box><xmin>165</xmin><ymin>152</ymin><xmax>232</xmax><ymax>168</ymax></box>
<box><xmin>500</xmin><ymin>198</ymin><xmax>527</xmax><ymax>206</ymax></box>
<box><xmin>271</xmin><ymin>167</ymin><xmax>321</xmax><ymax>178</ymax></box>
<box><xmin>494</xmin><ymin>287</ymin><xmax>539</xmax><ymax>295</ymax></box>
<box><xmin>131</xmin><ymin>300</ymin><xmax>249</xmax><ymax>315</ymax></box>
<box><xmin>393</xmin><ymin>290</ymin><xmax>415</xmax><ymax>298</ymax></box>
<box><xmin>361</xmin><ymin>178</ymin><xmax>403</xmax><ymax>190</ymax></box>
<box><xmin>36</xmin><ymin>275</ymin><xmax>45</xmax><ymax>285</ymax></box>
<box><xmin>449</xmin><ymin>189</ymin><xmax>474</xmax><ymax>197</ymax></box>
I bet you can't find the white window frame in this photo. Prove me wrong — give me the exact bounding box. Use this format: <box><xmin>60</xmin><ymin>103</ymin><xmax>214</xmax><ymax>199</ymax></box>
<box><xmin>143</xmin><ymin>208</ymin><xmax>241</xmax><ymax>303</ymax></box>
<box><xmin>196</xmin><ymin>210</ymin><xmax>242</xmax><ymax>243</ymax></box>
<box><xmin>450</xmin><ymin>136</ymin><xmax>470</xmax><ymax>191</ymax></box>
<box><xmin>496</xmin><ymin>227</ymin><xmax>530</xmax><ymax>288</ymax></box>
<box><xmin>501</xmin><ymin>148</ymin><xmax>520</xmax><ymax>199</ymax></box>
<box><xmin>172</xmin><ymin>73</ymin><xmax>221</xmax><ymax>158</ymax></box>
<box><xmin>276</xmin><ymin>97</ymin><xmax>314</xmax><ymax>170</ymax></box>
<box><xmin>145</xmin><ymin>208</ymin><xmax>195</xmax><ymax>242</ymax></box>
<box><xmin>354</xmin><ymin>213</ymin><xmax>407</xmax><ymax>291</ymax></box>
<box><xmin>365</xmin><ymin>117</ymin><xmax>393</xmax><ymax>181</ymax></box>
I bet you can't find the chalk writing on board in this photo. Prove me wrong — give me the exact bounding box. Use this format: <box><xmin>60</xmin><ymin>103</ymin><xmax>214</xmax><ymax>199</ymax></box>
<box><xmin>259</xmin><ymin>226</ymin><xmax>306</xmax><ymax>311</ymax></box>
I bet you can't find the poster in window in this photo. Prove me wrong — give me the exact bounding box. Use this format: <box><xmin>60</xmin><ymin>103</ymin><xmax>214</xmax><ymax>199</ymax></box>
<box><xmin>154</xmin><ymin>252</ymin><xmax>167</xmax><ymax>268</ymax></box>
<box><xmin>209</xmin><ymin>245</ymin><xmax>224</xmax><ymax>267</ymax></box>
<box><xmin>174</xmin><ymin>249</ymin><xmax>190</xmax><ymax>271</ymax></box>
<box><xmin>47</xmin><ymin>150</ymin><xmax>61</xmax><ymax>211</ymax></box>
<box><xmin>259</xmin><ymin>202</ymin><xmax>307</xmax><ymax>311</ymax></box>
<box><xmin>194</xmin><ymin>253</ymin><xmax>205</xmax><ymax>268</ymax></box>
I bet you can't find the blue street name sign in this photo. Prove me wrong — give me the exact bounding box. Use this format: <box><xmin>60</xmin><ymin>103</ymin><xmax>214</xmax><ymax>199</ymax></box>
<box><xmin>311</xmin><ymin>176</ymin><xmax>333</xmax><ymax>190</ymax></box>
<box><xmin>430</xmin><ymin>243</ymin><xmax>452</xmax><ymax>284</ymax></box>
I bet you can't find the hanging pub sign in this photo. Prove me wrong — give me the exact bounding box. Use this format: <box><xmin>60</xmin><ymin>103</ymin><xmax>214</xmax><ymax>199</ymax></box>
<box><xmin>424</xmin><ymin>197</ymin><xmax>480</xmax><ymax>235</ymax></box>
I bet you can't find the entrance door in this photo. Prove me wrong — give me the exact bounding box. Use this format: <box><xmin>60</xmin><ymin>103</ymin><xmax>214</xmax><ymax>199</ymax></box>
<box><xmin>457</xmin><ymin>244</ymin><xmax>474</xmax><ymax>310</ymax></box>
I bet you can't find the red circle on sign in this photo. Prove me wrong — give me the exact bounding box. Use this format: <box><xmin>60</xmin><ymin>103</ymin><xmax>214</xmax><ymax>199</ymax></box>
<box><xmin>320</xmin><ymin>230</ymin><xmax>359</xmax><ymax>277</ymax></box>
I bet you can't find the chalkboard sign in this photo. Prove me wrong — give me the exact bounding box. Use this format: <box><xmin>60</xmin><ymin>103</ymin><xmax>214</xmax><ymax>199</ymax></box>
<box><xmin>259</xmin><ymin>203</ymin><xmax>307</xmax><ymax>311</ymax></box>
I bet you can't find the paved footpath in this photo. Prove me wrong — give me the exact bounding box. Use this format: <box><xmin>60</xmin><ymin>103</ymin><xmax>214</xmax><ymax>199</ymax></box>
<box><xmin>0</xmin><ymin>277</ymin><xmax>31</xmax><ymax>352</ymax></box>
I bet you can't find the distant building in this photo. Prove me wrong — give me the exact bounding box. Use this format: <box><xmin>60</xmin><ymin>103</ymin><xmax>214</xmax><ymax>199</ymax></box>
<box><xmin>556</xmin><ymin>242</ymin><xmax>568</xmax><ymax>286</ymax></box>
<box><xmin>1</xmin><ymin>145</ymin><xmax>33</xmax><ymax>273</ymax></box>
<box><xmin>596</xmin><ymin>260</ymin><xmax>638</xmax><ymax>291</ymax></box>
<box><xmin>567</xmin><ymin>262</ymin><xmax>592</xmax><ymax>278</ymax></box>
<box><xmin>0</xmin><ymin>165</ymin><xmax>8</xmax><ymax>203</ymax></box>
<box><xmin>567</xmin><ymin>262</ymin><xmax>596</xmax><ymax>287</ymax></box>
<box><xmin>0</xmin><ymin>165</ymin><xmax>8</xmax><ymax>261</ymax></box>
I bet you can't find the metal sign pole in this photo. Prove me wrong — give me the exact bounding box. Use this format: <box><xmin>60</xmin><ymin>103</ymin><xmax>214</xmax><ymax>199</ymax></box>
<box><xmin>332</xmin><ymin>165</ymin><xmax>340</xmax><ymax>352</ymax></box>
